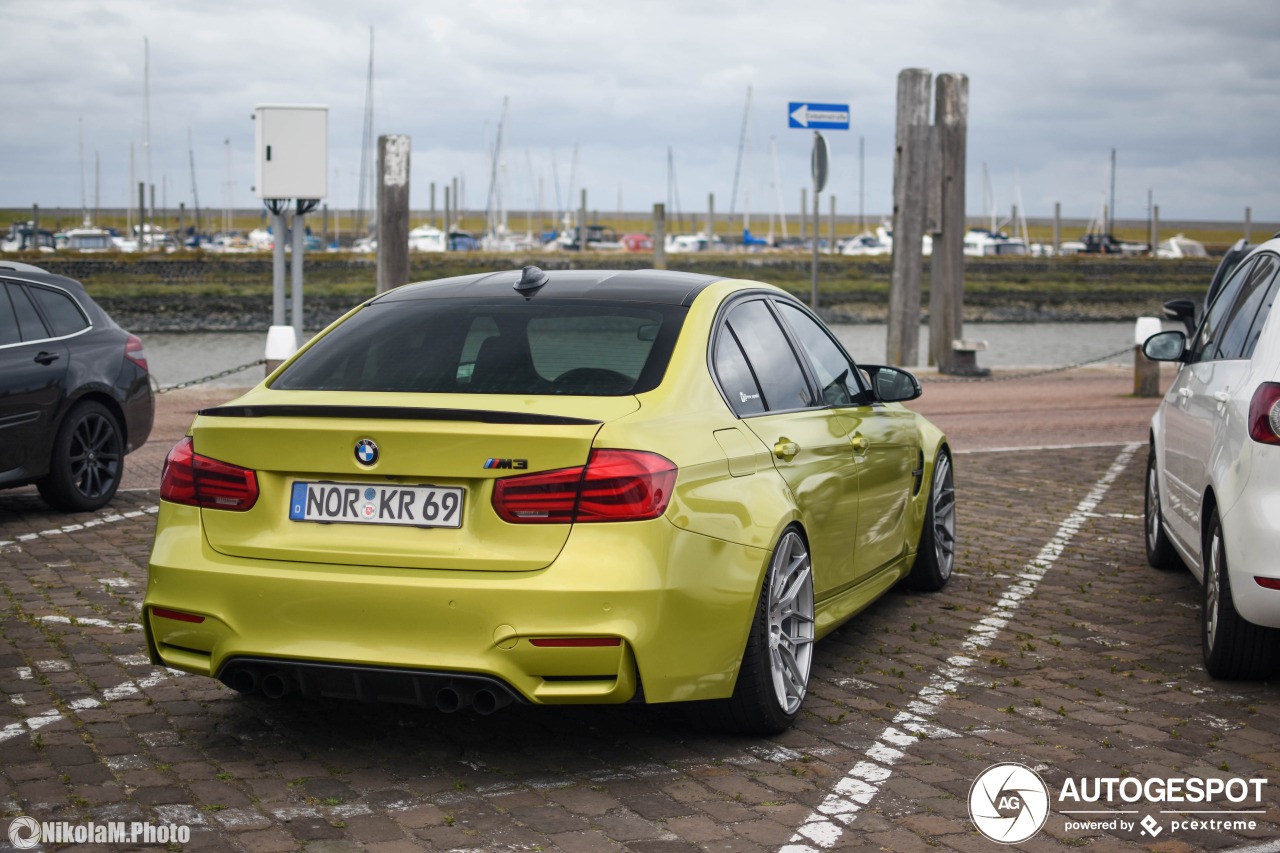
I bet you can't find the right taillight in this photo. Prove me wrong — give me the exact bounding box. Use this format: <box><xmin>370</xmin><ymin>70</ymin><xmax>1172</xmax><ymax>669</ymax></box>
<box><xmin>160</xmin><ymin>437</ymin><xmax>259</xmax><ymax>511</ymax></box>
<box><xmin>1248</xmin><ymin>383</ymin><xmax>1280</xmax><ymax>445</ymax></box>
<box><xmin>492</xmin><ymin>449</ymin><xmax>677</xmax><ymax>524</ymax></box>
<box><xmin>124</xmin><ymin>334</ymin><xmax>149</xmax><ymax>372</ymax></box>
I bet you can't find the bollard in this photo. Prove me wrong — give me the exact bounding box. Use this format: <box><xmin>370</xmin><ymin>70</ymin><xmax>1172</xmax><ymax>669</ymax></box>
<box><xmin>265</xmin><ymin>325</ymin><xmax>298</xmax><ymax>376</ymax></box>
<box><xmin>1134</xmin><ymin>316</ymin><xmax>1163</xmax><ymax>397</ymax></box>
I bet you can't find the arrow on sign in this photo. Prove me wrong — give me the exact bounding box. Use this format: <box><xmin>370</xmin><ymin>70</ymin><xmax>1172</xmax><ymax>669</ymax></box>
<box><xmin>788</xmin><ymin>102</ymin><xmax>850</xmax><ymax>130</ymax></box>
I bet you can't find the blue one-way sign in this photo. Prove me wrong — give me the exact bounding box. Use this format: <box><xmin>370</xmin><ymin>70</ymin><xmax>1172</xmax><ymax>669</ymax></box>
<box><xmin>788</xmin><ymin>102</ymin><xmax>850</xmax><ymax>130</ymax></box>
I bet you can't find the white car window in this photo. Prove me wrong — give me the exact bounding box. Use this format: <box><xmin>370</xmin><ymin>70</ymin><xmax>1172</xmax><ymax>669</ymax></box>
<box><xmin>1213</xmin><ymin>254</ymin><xmax>1279</xmax><ymax>361</ymax></box>
<box><xmin>1191</xmin><ymin>257</ymin><xmax>1257</xmax><ymax>363</ymax></box>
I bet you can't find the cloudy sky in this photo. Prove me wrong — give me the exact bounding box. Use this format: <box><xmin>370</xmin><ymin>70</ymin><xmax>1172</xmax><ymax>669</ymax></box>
<box><xmin>3</xmin><ymin>0</ymin><xmax>1277</xmax><ymax>227</ymax></box>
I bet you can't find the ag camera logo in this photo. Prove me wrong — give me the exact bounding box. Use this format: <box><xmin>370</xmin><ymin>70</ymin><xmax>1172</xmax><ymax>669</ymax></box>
<box><xmin>969</xmin><ymin>762</ymin><xmax>1051</xmax><ymax>844</ymax></box>
<box><xmin>8</xmin><ymin>816</ymin><xmax>40</xmax><ymax>849</ymax></box>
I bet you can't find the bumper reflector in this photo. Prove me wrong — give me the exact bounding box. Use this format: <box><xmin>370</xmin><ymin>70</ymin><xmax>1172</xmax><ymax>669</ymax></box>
<box><xmin>528</xmin><ymin>637</ymin><xmax>622</xmax><ymax>648</ymax></box>
<box><xmin>152</xmin><ymin>607</ymin><xmax>206</xmax><ymax>623</ymax></box>
<box><xmin>1254</xmin><ymin>577</ymin><xmax>1280</xmax><ymax>590</ymax></box>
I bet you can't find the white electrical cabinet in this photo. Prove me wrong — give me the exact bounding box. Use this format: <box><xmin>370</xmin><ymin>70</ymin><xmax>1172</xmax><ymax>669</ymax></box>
<box><xmin>254</xmin><ymin>104</ymin><xmax>328</xmax><ymax>200</ymax></box>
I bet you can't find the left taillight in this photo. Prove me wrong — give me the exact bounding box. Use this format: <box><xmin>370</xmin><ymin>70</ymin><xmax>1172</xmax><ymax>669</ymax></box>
<box><xmin>160</xmin><ymin>437</ymin><xmax>259</xmax><ymax>511</ymax></box>
<box><xmin>492</xmin><ymin>449</ymin><xmax>677</xmax><ymax>524</ymax></box>
<box><xmin>124</xmin><ymin>334</ymin><xmax>148</xmax><ymax>372</ymax></box>
<box><xmin>1248</xmin><ymin>382</ymin><xmax>1280</xmax><ymax>445</ymax></box>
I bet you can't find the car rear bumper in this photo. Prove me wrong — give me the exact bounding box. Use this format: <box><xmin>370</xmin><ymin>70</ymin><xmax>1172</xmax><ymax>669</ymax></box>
<box><xmin>145</xmin><ymin>502</ymin><xmax>769</xmax><ymax>705</ymax></box>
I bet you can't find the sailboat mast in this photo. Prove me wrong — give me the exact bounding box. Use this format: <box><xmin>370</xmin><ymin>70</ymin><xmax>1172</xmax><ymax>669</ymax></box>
<box><xmin>79</xmin><ymin>117</ymin><xmax>88</xmax><ymax>225</ymax></box>
<box><xmin>143</xmin><ymin>37</ymin><xmax>152</xmax><ymax>248</ymax></box>
<box><xmin>188</xmin><ymin>128</ymin><xmax>202</xmax><ymax>235</ymax></box>
<box><xmin>727</xmin><ymin>85</ymin><xmax>752</xmax><ymax>221</ymax></box>
<box><xmin>356</xmin><ymin>27</ymin><xmax>375</xmax><ymax>236</ymax></box>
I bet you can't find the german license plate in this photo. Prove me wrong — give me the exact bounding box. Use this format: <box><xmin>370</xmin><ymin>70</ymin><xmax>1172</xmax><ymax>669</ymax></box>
<box><xmin>289</xmin><ymin>482</ymin><xmax>464</xmax><ymax>528</ymax></box>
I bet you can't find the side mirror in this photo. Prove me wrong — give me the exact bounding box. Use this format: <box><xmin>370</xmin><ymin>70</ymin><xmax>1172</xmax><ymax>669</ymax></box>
<box><xmin>861</xmin><ymin>365</ymin><xmax>922</xmax><ymax>403</ymax></box>
<box><xmin>1142</xmin><ymin>330</ymin><xmax>1187</xmax><ymax>362</ymax></box>
<box><xmin>1162</xmin><ymin>298</ymin><xmax>1197</xmax><ymax>337</ymax></box>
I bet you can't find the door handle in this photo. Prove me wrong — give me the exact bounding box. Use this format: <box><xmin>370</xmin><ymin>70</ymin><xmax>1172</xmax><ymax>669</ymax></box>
<box><xmin>773</xmin><ymin>439</ymin><xmax>799</xmax><ymax>459</ymax></box>
<box><xmin>33</xmin><ymin>351</ymin><xmax>60</xmax><ymax>365</ymax></box>
<box><xmin>1213</xmin><ymin>391</ymin><xmax>1230</xmax><ymax>403</ymax></box>
<box><xmin>851</xmin><ymin>435</ymin><xmax>869</xmax><ymax>453</ymax></box>
<box><xmin>1177</xmin><ymin>388</ymin><xmax>1193</xmax><ymax>398</ymax></box>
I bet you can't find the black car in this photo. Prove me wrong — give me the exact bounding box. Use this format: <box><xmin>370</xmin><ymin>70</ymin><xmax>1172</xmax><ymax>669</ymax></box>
<box><xmin>0</xmin><ymin>261</ymin><xmax>153</xmax><ymax>510</ymax></box>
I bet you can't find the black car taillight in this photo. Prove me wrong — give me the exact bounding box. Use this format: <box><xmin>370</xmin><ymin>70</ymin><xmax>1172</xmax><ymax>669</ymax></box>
<box><xmin>160</xmin><ymin>437</ymin><xmax>259</xmax><ymax>511</ymax></box>
<box><xmin>125</xmin><ymin>334</ymin><xmax>149</xmax><ymax>372</ymax></box>
<box><xmin>1248</xmin><ymin>383</ymin><xmax>1280</xmax><ymax>445</ymax></box>
<box><xmin>492</xmin><ymin>449</ymin><xmax>677</xmax><ymax>524</ymax></box>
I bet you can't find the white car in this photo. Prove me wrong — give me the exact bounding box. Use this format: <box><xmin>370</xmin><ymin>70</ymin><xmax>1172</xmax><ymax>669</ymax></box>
<box><xmin>1143</xmin><ymin>235</ymin><xmax>1280</xmax><ymax>679</ymax></box>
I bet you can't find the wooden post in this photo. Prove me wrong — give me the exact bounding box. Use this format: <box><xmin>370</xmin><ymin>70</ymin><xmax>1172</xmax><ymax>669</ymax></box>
<box><xmin>376</xmin><ymin>134</ymin><xmax>411</xmax><ymax>294</ymax></box>
<box><xmin>321</xmin><ymin>204</ymin><xmax>329</xmax><ymax>248</ymax></box>
<box><xmin>579</xmin><ymin>189</ymin><xmax>587</xmax><ymax>250</ymax></box>
<box><xmin>430</xmin><ymin>181</ymin><xmax>436</xmax><ymax>227</ymax></box>
<box><xmin>451</xmin><ymin>177</ymin><xmax>459</xmax><ymax>229</ymax></box>
<box><xmin>1152</xmin><ymin>204</ymin><xmax>1160</xmax><ymax>256</ymax></box>
<box><xmin>653</xmin><ymin>203</ymin><xmax>667</xmax><ymax>270</ymax></box>
<box><xmin>829</xmin><ymin>195</ymin><xmax>836</xmax><ymax>255</ymax></box>
<box><xmin>179</xmin><ymin>202</ymin><xmax>186</xmax><ymax>243</ymax></box>
<box><xmin>887</xmin><ymin>68</ymin><xmax>932</xmax><ymax>367</ymax></box>
<box><xmin>1245</xmin><ymin>206</ymin><xmax>1252</xmax><ymax>242</ymax></box>
<box><xmin>30</xmin><ymin>204</ymin><xmax>38</xmax><ymax>251</ymax></box>
<box><xmin>707</xmin><ymin>192</ymin><xmax>715</xmax><ymax>239</ymax></box>
<box><xmin>800</xmin><ymin>188</ymin><xmax>808</xmax><ymax>243</ymax></box>
<box><xmin>443</xmin><ymin>186</ymin><xmax>452</xmax><ymax>243</ymax></box>
<box><xmin>929</xmin><ymin>72</ymin><xmax>968</xmax><ymax>374</ymax></box>
<box><xmin>137</xmin><ymin>183</ymin><xmax>146</xmax><ymax>249</ymax></box>
<box><xmin>1053</xmin><ymin>201</ymin><xmax>1061</xmax><ymax>255</ymax></box>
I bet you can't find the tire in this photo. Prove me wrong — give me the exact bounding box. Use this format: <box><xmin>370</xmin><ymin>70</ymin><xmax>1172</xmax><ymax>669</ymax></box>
<box><xmin>696</xmin><ymin>528</ymin><xmax>815</xmax><ymax>734</ymax></box>
<box><xmin>1144</xmin><ymin>445</ymin><xmax>1183</xmax><ymax>570</ymax></box>
<box><xmin>37</xmin><ymin>400</ymin><xmax>124</xmax><ymax>512</ymax></box>
<box><xmin>906</xmin><ymin>449</ymin><xmax>955</xmax><ymax>592</ymax></box>
<box><xmin>1202</xmin><ymin>508</ymin><xmax>1278</xmax><ymax>679</ymax></box>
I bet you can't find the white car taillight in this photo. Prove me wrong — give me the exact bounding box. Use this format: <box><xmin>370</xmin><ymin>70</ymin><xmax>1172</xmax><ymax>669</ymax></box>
<box><xmin>1247</xmin><ymin>383</ymin><xmax>1280</xmax><ymax>445</ymax></box>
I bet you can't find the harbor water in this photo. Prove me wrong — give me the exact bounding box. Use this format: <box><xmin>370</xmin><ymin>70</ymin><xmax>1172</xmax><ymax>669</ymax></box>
<box><xmin>145</xmin><ymin>321</ymin><xmax>1154</xmax><ymax>391</ymax></box>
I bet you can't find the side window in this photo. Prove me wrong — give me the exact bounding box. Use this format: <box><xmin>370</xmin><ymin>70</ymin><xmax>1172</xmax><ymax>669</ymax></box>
<box><xmin>0</xmin><ymin>283</ymin><xmax>21</xmax><ymax>346</ymax></box>
<box><xmin>1192</xmin><ymin>256</ymin><xmax>1254</xmax><ymax>361</ymax></box>
<box><xmin>1214</xmin><ymin>254</ymin><xmax>1279</xmax><ymax>361</ymax></box>
<box><xmin>714</xmin><ymin>329</ymin><xmax>765</xmax><ymax>416</ymax></box>
<box><xmin>28</xmin><ymin>286</ymin><xmax>90</xmax><ymax>337</ymax></box>
<box><xmin>723</xmin><ymin>300</ymin><xmax>813</xmax><ymax>411</ymax></box>
<box><xmin>10</xmin><ymin>284</ymin><xmax>49</xmax><ymax>342</ymax></box>
<box><xmin>776</xmin><ymin>302</ymin><xmax>865</xmax><ymax>406</ymax></box>
<box><xmin>1242</xmin><ymin>257</ymin><xmax>1280</xmax><ymax>360</ymax></box>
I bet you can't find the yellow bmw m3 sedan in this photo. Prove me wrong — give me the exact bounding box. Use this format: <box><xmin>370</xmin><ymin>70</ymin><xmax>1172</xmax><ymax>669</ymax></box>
<box><xmin>145</xmin><ymin>267</ymin><xmax>954</xmax><ymax>733</ymax></box>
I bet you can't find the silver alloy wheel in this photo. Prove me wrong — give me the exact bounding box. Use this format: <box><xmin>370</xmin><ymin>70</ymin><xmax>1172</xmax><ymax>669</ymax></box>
<box><xmin>767</xmin><ymin>531</ymin><xmax>815</xmax><ymax>715</ymax></box>
<box><xmin>1205</xmin><ymin>527</ymin><xmax>1223</xmax><ymax>652</ymax></box>
<box><xmin>69</xmin><ymin>411</ymin><xmax>121</xmax><ymax>499</ymax></box>
<box><xmin>1146</xmin><ymin>465</ymin><xmax>1162</xmax><ymax>548</ymax></box>
<box><xmin>931</xmin><ymin>453</ymin><xmax>956</xmax><ymax>580</ymax></box>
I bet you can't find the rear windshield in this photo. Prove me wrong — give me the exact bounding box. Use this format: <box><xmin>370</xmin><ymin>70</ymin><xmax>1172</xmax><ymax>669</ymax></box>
<box><xmin>272</xmin><ymin>298</ymin><xmax>686</xmax><ymax>396</ymax></box>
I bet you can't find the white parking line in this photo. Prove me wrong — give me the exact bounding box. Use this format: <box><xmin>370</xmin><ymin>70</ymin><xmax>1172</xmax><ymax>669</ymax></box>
<box><xmin>38</xmin><ymin>615</ymin><xmax>143</xmax><ymax>632</ymax></box>
<box><xmin>0</xmin><ymin>505</ymin><xmax>158</xmax><ymax>549</ymax></box>
<box><xmin>781</xmin><ymin>441</ymin><xmax>1141</xmax><ymax>851</ymax></box>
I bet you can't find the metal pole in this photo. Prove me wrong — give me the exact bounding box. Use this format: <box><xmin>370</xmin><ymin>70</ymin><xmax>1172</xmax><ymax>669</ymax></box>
<box><xmin>579</xmin><ymin>189</ymin><xmax>587</xmax><ymax>250</ymax></box>
<box><xmin>272</xmin><ymin>209</ymin><xmax>286</xmax><ymax>325</ymax></box>
<box><xmin>858</xmin><ymin>135</ymin><xmax>865</xmax><ymax>231</ymax></box>
<box><xmin>443</xmin><ymin>186</ymin><xmax>451</xmax><ymax>245</ymax></box>
<box><xmin>1053</xmin><ymin>201</ymin><xmax>1061</xmax><ymax>255</ymax></box>
<box><xmin>291</xmin><ymin>209</ymin><xmax>305</xmax><ymax>341</ymax></box>
<box><xmin>430</xmin><ymin>181</ymin><xmax>436</xmax><ymax>227</ymax></box>
<box><xmin>30</xmin><ymin>204</ymin><xmax>38</xmax><ymax>251</ymax></box>
<box><xmin>1108</xmin><ymin>147</ymin><xmax>1116</xmax><ymax>236</ymax></box>
<box><xmin>1153</xmin><ymin>204</ymin><xmax>1160</xmax><ymax>255</ymax></box>
<box><xmin>707</xmin><ymin>192</ymin><xmax>715</xmax><ymax>240</ymax></box>
<box><xmin>653</xmin><ymin>203</ymin><xmax>666</xmax><ymax>270</ymax></box>
<box><xmin>138</xmin><ymin>182</ymin><xmax>146</xmax><ymax>249</ymax></box>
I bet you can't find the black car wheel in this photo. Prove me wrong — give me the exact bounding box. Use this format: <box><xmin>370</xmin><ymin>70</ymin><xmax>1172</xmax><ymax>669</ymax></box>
<box><xmin>1144</xmin><ymin>445</ymin><xmax>1182</xmax><ymax>570</ymax></box>
<box><xmin>1202</xmin><ymin>508</ymin><xmax>1277</xmax><ymax>679</ymax></box>
<box><xmin>38</xmin><ymin>400</ymin><xmax>123</xmax><ymax>512</ymax></box>
<box><xmin>907</xmin><ymin>450</ymin><xmax>956</xmax><ymax>591</ymax></box>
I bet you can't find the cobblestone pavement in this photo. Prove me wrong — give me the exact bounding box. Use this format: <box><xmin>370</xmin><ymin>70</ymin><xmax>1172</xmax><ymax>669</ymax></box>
<box><xmin>3</xmin><ymin>379</ymin><xmax>1279</xmax><ymax>851</ymax></box>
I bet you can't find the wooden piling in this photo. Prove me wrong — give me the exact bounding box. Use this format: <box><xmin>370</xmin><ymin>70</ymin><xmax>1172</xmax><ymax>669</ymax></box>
<box><xmin>929</xmin><ymin>72</ymin><xmax>968</xmax><ymax>374</ymax></box>
<box><xmin>376</xmin><ymin>134</ymin><xmax>410</xmax><ymax>294</ymax></box>
<box><xmin>887</xmin><ymin>68</ymin><xmax>932</xmax><ymax>367</ymax></box>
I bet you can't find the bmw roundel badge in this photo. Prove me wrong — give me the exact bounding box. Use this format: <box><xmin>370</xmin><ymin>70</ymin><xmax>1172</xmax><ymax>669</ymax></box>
<box><xmin>355</xmin><ymin>439</ymin><xmax>379</xmax><ymax>466</ymax></box>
